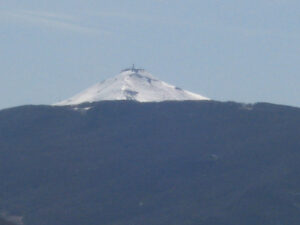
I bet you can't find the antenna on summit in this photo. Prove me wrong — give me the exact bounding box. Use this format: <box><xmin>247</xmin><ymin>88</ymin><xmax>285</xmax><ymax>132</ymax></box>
<box><xmin>121</xmin><ymin>64</ymin><xmax>144</xmax><ymax>73</ymax></box>
<box><xmin>131</xmin><ymin>64</ymin><xmax>139</xmax><ymax>73</ymax></box>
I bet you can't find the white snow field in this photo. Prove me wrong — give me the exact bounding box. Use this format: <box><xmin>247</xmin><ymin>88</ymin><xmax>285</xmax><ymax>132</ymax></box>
<box><xmin>55</xmin><ymin>68</ymin><xmax>209</xmax><ymax>106</ymax></box>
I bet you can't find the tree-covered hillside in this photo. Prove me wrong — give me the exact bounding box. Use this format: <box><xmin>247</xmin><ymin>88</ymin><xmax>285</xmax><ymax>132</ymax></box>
<box><xmin>0</xmin><ymin>218</ymin><xmax>16</xmax><ymax>225</ymax></box>
<box><xmin>0</xmin><ymin>101</ymin><xmax>300</xmax><ymax>225</ymax></box>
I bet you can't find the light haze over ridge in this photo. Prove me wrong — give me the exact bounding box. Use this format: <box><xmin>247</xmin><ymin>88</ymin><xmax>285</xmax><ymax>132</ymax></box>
<box><xmin>0</xmin><ymin>0</ymin><xmax>299</xmax><ymax>109</ymax></box>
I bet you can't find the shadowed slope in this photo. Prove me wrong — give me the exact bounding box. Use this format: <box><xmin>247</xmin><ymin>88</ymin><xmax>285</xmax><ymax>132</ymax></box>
<box><xmin>0</xmin><ymin>101</ymin><xmax>300</xmax><ymax>225</ymax></box>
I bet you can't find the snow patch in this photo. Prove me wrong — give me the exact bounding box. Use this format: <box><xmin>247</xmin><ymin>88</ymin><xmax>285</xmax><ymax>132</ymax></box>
<box><xmin>54</xmin><ymin>69</ymin><xmax>209</xmax><ymax>106</ymax></box>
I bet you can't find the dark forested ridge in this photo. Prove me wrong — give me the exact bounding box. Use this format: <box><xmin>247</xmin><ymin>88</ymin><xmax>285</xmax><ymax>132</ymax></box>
<box><xmin>0</xmin><ymin>101</ymin><xmax>300</xmax><ymax>225</ymax></box>
<box><xmin>0</xmin><ymin>218</ymin><xmax>15</xmax><ymax>225</ymax></box>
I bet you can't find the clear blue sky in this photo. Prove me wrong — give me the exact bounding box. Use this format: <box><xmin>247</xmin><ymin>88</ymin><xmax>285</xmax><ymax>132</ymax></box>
<box><xmin>1</xmin><ymin>0</ymin><xmax>299</xmax><ymax>109</ymax></box>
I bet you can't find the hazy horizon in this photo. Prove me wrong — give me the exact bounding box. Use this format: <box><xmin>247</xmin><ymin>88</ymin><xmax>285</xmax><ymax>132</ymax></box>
<box><xmin>1</xmin><ymin>0</ymin><xmax>299</xmax><ymax>109</ymax></box>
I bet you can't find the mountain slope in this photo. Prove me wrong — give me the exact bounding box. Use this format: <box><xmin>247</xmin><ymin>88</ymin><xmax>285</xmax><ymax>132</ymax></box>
<box><xmin>55</xmin><ymin>69</ymin><xmax>209</xmax><ymax>105</ymax></box>
<box><xmin>0</xmin><ymin>218</ymin><xmax>16</xmax><ymax>225</ymax></box>
<box><xmin>0</xmin><ymin>101</ymin><xmax>300</xmax><ymax>225</ymax></box>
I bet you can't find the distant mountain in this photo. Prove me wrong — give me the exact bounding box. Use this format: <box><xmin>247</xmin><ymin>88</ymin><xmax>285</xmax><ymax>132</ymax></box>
<box><xmin>0</xmin><ymin>101</ymin><xmax>300</xmax><ymax>225</ymax></box>
<box><xmin>55</xmin><ymin>67</ymin><xmax>209</xmax><ymax>105</ymax></box>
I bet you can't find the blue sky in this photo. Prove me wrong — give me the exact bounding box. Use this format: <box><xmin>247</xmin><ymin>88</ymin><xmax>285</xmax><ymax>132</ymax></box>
<box><xmin>1</xmin><ymin>0</ymin><xmax>299</xmax><ymax>109</ymax></box>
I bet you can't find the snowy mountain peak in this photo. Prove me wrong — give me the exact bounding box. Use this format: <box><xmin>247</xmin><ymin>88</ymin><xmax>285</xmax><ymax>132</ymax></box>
<box><xmin>54</xmin><ymin>68</ymin><xmax>209</xmax><ymax>106</ymax></box>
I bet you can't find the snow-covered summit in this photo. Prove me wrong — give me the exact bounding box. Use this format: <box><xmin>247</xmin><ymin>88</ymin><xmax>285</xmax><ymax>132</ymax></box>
<box><xmin>54</xmin><ymin>67</ymin><xmax>209</xmax><ymax>106</ymax></box>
